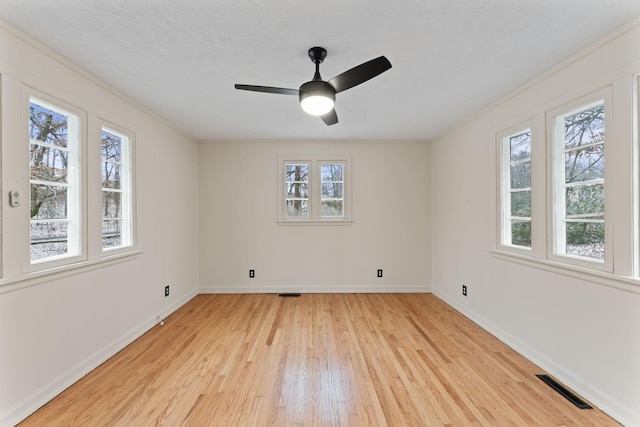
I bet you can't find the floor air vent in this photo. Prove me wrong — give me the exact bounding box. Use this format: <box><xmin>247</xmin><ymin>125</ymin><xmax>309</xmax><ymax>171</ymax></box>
<box><xmin>278</xmin><ymin>293</ymin><xmax>301</xmax><ymax>297</ymax></box>
<box><xmin>536</xmin><ymin>374</ymin><xmax>592</xmax><ymax>409</ymax></box>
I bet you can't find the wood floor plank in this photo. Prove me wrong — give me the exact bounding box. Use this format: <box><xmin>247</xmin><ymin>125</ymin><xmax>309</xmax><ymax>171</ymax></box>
<box><xmin>19</xmin><ymin>294</ymin><xmax>621</xmax><ymax>426</ymax></box>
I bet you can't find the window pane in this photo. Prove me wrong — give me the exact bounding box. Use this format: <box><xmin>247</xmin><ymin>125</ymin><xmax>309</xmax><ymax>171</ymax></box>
<box><xmin>30</xmin><ymin>184</ymin><xmax>67</xmax><ymax>220</ymax></box>
<box><xmin>30</xmin><ymin>222</ymin><xmax>68</xmax><ymax>261</ymax></box>
<box><xmin>102</xmin><ymin>162</ymin><xmax>122</xmax><ymax>189</ymax></box>
<box><xmin>103</xmin><ymin>191</ymin><xmax>122</xmax><ymax>218</ymax></box>
<box><xmin>285</xmin><ymin>164</ymin><xmax>308</xmax><ymax>182</ymax></box>
<box><xmin>322</xmin><ymin>182</ymin><xmax>343</xmax><ymax>198</ymax></box>
<box><xmin>510</xmin><ymin>190</ymin><xmax>531</xmax><ymax>217</ymax></box>
<box><xmin>30</xmin><ymin>145</ymin><xmax>68</xmax><ymax>183</ymax></box>
<box><xmin>321</xmin><ymin>200</ymin><xmax>344</xmax><ymax>217</ymax></box>
<box><xmin>511</xmin><ymin>220</ymin><xmax>531</xmax><ymax>248</ymax></box>
<box><xmin>510</xmin><ymin>162</ymin><xmax>530</xmax><ymax>189</ymax></box>
<box><xmin>286</xmin><ymin>183</ymin><xmax>309</xmax><ymax>198</ymax></box>
<box><xmin>565</xmin><ymin>144</ymin><xmax>604</xmax><ymax>183</ymax></box>
<box><xmin>286</xmin><ymin>200</ymin><xmax>308</xmax><ymax>216</ymax></box>
<box><xmin>102</xmin><ymin>131</ymin><xmax>122</xmax><ymax>162</ymax></box>
<box><xmin>30</xmin><ymin>103</ymin><xmax>69</xmax><ymax>148</ymax></box>
<box><xmin>566</xmin><ymin>184</ymin><xmax>604</xmax><ymax>218</ymax></box>
<box><xmin>321</xmin><ymin>164</ymin><xmax>343</xmax><ymax>181</ymax></box>
<box><xmin>510</xmin><ymin>132</ymin><xmax>530</xmax><ymax>161</ymax></box>
<box><xmin>103</xmin><ymin>219</ymin><xmax>122</xmax><ymax>248</ymax></box>
<box><xmin>563</xmin><ymin>105</ymin><xmax>604</xmax><ymax>149</ymax></box>
<box><xmin>566</xmin><ymin>222</ymin><xmax>604</xmax><ymax>260</ymax></box>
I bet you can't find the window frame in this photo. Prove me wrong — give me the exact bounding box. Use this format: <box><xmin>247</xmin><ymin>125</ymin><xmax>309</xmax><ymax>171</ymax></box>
<box><xmin>277</xmin><ymin>156</ymin><xmax>352</xmax><ymax>224</ymax></box>
<box><xmin>497</xmin><ymin>123</ymin><xmax>533</xmax><ymax>254</ymax></box>
<box><xmin>547</xmin><ymin>88</ymin><xmax>612</xmax><ymax>272</ymax></box>
<box><xmin>25</xmin><ymin>92</ymin><xmax>87</xmax><ymax>272</ymax></box>
<box><xmin>98</xmin><ymin>123</ymin><xmax>135</xmax><ymax>254</ymax></box>
<box><xmin>3</xmin><ymin>85</ymin><xmax>139</xmax><ymax>282</ymax></box>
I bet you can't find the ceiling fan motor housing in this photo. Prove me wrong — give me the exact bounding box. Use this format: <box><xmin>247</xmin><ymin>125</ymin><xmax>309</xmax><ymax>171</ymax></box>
<box><xmin>299</xmin><ymin>80</ymin><xmax>335</xmax><ymax>102</ymax></box>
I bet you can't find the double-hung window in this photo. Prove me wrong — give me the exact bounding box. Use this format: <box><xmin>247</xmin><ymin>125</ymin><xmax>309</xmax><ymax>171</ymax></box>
<box><xmin>499</xmin><ymin>127</ymin><xmax>532</xmax><ymax>249</ymax></box>
<box><xmin>284</xmin><ymin>163</ymin><xmax>310</xmax><ymax>218</ymax></box>
<box><xmin>101</xmin><ymin>126</ymin><xmax>133</xmax><ymax>250</ymax></box>
<box><xmin>496</xmin><ymin>88</ymin><xmax>612</xmax><ymax>273</ymax></box>
<box><xmin>320</xmin><ymin>163</ymin><xmax>345</xmax><ymax>218</ymax></box>
<box><xmin>279</xmin><ymin>157</ymin><xmax>351</xmax><ymax>223</ymax></box>
<box><xmin>29</xmin><ymin>97</ymin><xmax>83</xmax><ymax>266</ymax></box>
<box><xmin>549</xmin><ymin>93</ymin><xmax>609</xmax><ymax>269</ymax></box>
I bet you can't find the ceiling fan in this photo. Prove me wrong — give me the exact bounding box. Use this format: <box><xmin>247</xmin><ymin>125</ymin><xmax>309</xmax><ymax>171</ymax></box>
<box><xmin>234</xmin><ymin>47</ymin><xmax>392</xmax><ymax>126</ymax></box>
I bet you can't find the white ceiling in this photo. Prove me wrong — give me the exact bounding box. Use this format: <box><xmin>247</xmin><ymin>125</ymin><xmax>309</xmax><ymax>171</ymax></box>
<box><xmin>1</xmin><ymin>1</ymin><xmax>639</xmax><ymax>141</ymax></box>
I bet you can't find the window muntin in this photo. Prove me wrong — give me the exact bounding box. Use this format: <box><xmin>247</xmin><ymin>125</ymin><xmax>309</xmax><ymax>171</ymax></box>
<box><xmin>101</xmin><ymin>127</ymin><xmax>132</xmax><ymax>250</ymax></box>
<box><xmin>553</xmin><ymin>100</ymin><xmax>605</xmax><ymax>262</ymax></box>
<box><xmin>29</xmin><ymin>98</ymin><xmax>81</xmax><ymax>263</ymax></box>
<box><xmin>501</xmin><ymin>129</ymin><xmax>532</xmax><ymax>248</ymax></box>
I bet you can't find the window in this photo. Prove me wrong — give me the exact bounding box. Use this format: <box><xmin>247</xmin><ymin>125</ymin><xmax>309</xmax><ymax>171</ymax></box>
<box><xmin>279</xmin><ymin>157</ymin><xmax>351</xmax><ymax>223</ymax></box>
<box><xmin>320</xmin><ymin>163</ymin><xmax>344</xmax><ymax>218</ymax></box>
<box><xmin>551</xmin><ymin>97</ymin><xmax>607</xmax><ymax>265</ymax></box>
<box><xmin>500</xmin><ymin>128</ymin><xmax>532</xmax><ymax>249</ymax></box>
<box><xmin>14</xmin><ymin>88</ymin><xmax>137</xmax><ymax>278</ymax></box>
<box><xmin>495</xmin><ymin>88</ymin><xmax>615</xmax><ymax>274</ymax></box>
<box><xmin>29</xmin><ymin>97</ymin><xmax>82</xmax><ymax>264</ymax></box>
<box><xmin>284</xmin><ymin>163</ymin><xmax>310</xmax><ymax>218</ymax></box>
<box><xmin>101</xmin><ymin>127</ymin><xmax>133</xmax><ymax>250</ymax></box>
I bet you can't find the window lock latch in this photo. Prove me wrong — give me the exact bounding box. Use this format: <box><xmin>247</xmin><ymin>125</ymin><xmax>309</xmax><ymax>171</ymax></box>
<box><xmin>9</xmin><ymin>190</ymin><xmax>20</xmax><ymax>207</ymax></box>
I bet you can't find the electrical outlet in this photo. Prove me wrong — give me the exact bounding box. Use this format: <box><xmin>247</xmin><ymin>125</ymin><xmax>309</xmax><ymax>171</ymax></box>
<box><xmin>249</xmin><ymin>269</ymin><xmax>255</xmax><ymax>278</ymax></box>
<box><xmin>462</xmin><ymin>285</ymin><xmax>467</xmax><ymax>296</ymax></box>
<box><xmin>377</xmin><ymin>269</ymin><xmax>383</xmax><ymax>278</ymax></box>
<box><xmin>164</xmin><ymin>285</ymin><xmax>170</xmax><ymax>297</ymax></box>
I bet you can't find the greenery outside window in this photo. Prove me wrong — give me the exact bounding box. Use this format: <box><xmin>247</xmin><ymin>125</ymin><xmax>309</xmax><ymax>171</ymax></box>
<box><xmin>551</xmin><ymin>98</ymin><xmax>607</xmax><ymax>265</ymax></box>
<box><xmin>500</xmin><ymin>128</ymin><xmax>532</xmax><ymax>249</ymax></box>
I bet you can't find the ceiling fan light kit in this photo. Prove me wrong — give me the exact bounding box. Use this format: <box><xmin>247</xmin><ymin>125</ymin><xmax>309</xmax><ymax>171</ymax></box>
<box><xmin>235</xmin><ymin>46</ymin><xmax>391</xmax><ymax>125</ymax></box>
<box><xmin>299</xmin><ymin>80</ymin><xmax>335</xmax><ymax>116</ymax></box>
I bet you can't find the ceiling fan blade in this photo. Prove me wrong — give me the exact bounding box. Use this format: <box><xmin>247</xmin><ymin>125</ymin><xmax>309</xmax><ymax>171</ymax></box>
<box><xmin>234</xmin><ymin>84</ymin><xmax>299</xmax><ymax>95</ymax></box>
<box><xmin>321</xmin><ymin>109</ymin><xmax>338</xmax><ymax>126</ymax></box>
<box><xmin>328</xmin><ymin>56</ymin><xmax>392</xmax><ymax>94</ymax></box>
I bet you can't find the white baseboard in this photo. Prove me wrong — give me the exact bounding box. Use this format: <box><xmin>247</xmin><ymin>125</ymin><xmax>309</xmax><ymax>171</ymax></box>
<box><xmin>199</xmin><ymin>284</ymin><xmax>431</xmax><ymax>294</ymax></box>
<box><xmin>432</xmin><ymin>289</ymin><xmax>640</xmax><ymax>427</ymax></box>
<box><xmin>1</xmin><ymin>289</ymin><xmax>198</xmax><ymax>427</ymax></box>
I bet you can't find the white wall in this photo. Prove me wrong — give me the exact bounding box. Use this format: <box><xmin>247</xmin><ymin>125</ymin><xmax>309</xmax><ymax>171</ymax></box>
<box><xmin>198</xmin><ymin>139</ymin><xmax>430</xmax><ymax>293</ymax></box>
<box><xmin>0</xmin><ymin>22</ymin><xmax>200</xmax><ymax>425</ymax></box>
<box><xmin>430</xmin><ymin>21</ymin><xmax>640</xmax><ymax>426</ymax></box>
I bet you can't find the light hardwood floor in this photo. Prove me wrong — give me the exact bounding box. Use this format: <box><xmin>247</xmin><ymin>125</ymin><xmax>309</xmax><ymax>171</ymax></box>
<box><xmin>20</xmin><ymin>294</ymin><xmax>619</xmax><ymax>426</ymax></box>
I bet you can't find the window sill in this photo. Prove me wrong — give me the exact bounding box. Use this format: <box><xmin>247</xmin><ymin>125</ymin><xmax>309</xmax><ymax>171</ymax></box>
<box><xmin>0</xmin><ymin>249</ymin><xmax>143</xmax><ymax>295</ymax></box>
<box><xmin>490</xmin><ymin>249</ymin><xmax>640</xmax><ymax>294</ymax></box>
<box><xmin>276</xmin><ymin>219</ymin><xmax>354</xmax><ymax>226</ymax></box>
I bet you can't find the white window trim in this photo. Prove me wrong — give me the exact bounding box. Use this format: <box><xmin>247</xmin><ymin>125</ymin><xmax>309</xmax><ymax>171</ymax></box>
<box><xmin>25</xmin><ymin>90</ymin><xmax>88</xmax><ymax>272</ymax></box>
<box><xmin>497</xmin><ymin>122</ymin><xmax>534</xmax><ymax>256</ymax></box>
<box><xmin>0</xmin><ymin>81</ymin><xmax>139</xmax><ymax>288</ymax></box>
<box><xmin>633</xmin><ymin>74</ymin><xmax>640</xmax><ymax>277</ymax></box>
<box><xmin>277</xmin><ymin>156</ymin><xmax>353</xmax><ymax>224</ymax></box>
<box><xmin>491</xmin><ymin>81</ymin><xmax>640</xmax><ymax>291</ymax></box>
<box><xmin>546</xmin><ymin>88</ymin><xmax>612</xmax><ymax>272</ymax></box>
<box><xmin>97</xmin><ymin>121</ymin><xmax>136</xmax><ymax>256</ymax></box>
